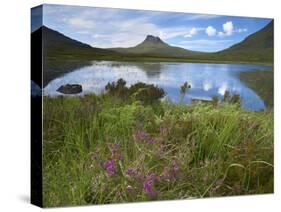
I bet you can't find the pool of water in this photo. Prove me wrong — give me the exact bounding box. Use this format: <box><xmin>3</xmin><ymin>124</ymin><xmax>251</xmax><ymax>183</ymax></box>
<box><xmin>44</xmin><ymin>61</ymin><xmax>271</xmax><ymax>110</ymax></box>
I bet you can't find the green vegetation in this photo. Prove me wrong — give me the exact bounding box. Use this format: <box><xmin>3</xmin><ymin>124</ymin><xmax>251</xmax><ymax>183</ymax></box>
<box><xmin>180</xmin><ymin>82</ymin><xmax>191</xmax><ymax>102</ymax></box>
<box><xmin>239</xmin><ymin>70</ymin><xmax>274</xmax><ymax>109</ymax></box>
<box><xmin>43</xmin><ymin>80</ymin><xmax>273</xmax><ymax>207</ymax></box>
<box><xmin>218</xmin><ymin>20</ymin><xmax>273</xmax><ymax>63</ymax></box>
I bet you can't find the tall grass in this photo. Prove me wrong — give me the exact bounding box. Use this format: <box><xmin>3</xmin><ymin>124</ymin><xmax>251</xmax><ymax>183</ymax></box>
<box><xmin>43</xmin><ymin>91</ymin><xmax>273</xmax><ymax>207</ymax></box>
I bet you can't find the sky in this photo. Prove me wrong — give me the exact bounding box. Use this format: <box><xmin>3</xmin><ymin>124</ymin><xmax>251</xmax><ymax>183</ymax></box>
<box><xmin>32</xmin><ymin>4</ymin><xmax>272</xmax><ymax>52</ymax></box>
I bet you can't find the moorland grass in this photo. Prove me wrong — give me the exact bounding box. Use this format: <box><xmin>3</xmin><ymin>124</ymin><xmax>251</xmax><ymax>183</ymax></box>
<box><xmin>43</xmin><ymin>86</ymin><xmax>273</xmax><ymax>207</ymax></box>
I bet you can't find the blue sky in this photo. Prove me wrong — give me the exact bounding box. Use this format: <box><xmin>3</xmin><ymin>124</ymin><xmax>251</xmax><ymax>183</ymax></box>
<box><xmin>32</xmin><ymin>4</ymin><xmax>272</xmax><ymax>52</ymax></box>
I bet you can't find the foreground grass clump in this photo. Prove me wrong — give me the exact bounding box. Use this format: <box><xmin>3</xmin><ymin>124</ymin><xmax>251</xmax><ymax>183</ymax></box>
<box><xmin>43</xmin><ymin>84</ymin><xmax>273</xmax><ymax>207</ymax></box>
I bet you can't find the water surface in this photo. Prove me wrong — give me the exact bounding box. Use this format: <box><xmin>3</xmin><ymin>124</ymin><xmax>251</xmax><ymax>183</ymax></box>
<box><xmin>44</xmin><ymin>61</ymin><xmax>271</xmax><ymax>110</ymax></box>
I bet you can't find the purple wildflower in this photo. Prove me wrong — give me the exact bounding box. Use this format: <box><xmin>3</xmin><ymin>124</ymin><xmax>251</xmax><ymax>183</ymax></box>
<box><xmin>162</xmin><ymin>160</ymin><xmax>180</xmax><ymax>180</ymax></box>
<box><xmin>140</xmin><ymin>172</ymin><xmax>160</xmax><ymax>197</ymax></box>
<box><xmin>143</xmin><ymin>180</ymin><xmax>153</xmax><ymax>193</ymax></box>
<box><xmin>103</xmin><ymin>159</ymin><xmax>116</xmax><ymax>176</ymax></box>
<box><xmin>146</xmin><ymin>172</ymin><xmax>156</xmax><ymax>179</ymax></box>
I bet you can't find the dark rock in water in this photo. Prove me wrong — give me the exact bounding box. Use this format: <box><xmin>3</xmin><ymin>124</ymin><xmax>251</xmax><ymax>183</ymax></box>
<box><xmin>57</xmin><ymin>84</ymin><xmax>82</xmax><ymax>94</ymax></box>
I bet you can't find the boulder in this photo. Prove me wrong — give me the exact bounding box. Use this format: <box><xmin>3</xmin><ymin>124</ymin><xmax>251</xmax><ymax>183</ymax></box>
<box><xmin>57</xmin><ymin>84</ymin><xmax>82</xmax><ymax>94</ymax></box>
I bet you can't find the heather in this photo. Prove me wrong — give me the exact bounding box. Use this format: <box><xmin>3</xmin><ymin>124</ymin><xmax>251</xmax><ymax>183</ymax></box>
<box><xmin>43</xmin><ymin>81</ymin><xmax>273</xmax><ymax>207</ymax></box>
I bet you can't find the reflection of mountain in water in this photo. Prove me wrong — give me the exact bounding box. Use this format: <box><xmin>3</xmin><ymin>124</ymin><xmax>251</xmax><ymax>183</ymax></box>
<box><xmin>104</xmin><ymin>62</ymin><xmax>163</xmax><ymax>78</ymax></box>
<box><xmin>43</xmin><ymin>60</ymin><xmax>92</xmax><ymax>87</ymax></box>
<box><xmin>133</xmin><ymin>63</ymin><xmax>163</xmax><ymax>78</ymax></box>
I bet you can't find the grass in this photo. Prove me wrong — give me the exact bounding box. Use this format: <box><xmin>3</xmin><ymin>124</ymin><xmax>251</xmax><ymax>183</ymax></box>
<box><xmin>42</xmin><ymin>83</ymin><xmax>273</xmax><ymax>207</ymax></box>
<box><xmin>239</xmin><ymin>70</ymin><xmax>274</xmax><ymax>109</ymax></box>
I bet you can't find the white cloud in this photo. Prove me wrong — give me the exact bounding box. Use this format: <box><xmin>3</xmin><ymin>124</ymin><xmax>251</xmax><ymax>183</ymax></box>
<box><xmin>156</xmin><ymin>26</ymin><xmax>193</xmax><ymax>40</ymax></box>
<box><xmin>218</xmin><ymin>21</ymin><xmax>247</xmax><ymax>37</ymax></box>
<box><xmin>203</xmin><ymin>81</ymin><xmax>213</xmax><ymax>91</ymax></box>
<box><xmin>223</xmin><ymin>21</ymin><xmax>234</xmax><ymax>36</ymax></box>
<box><xmin>236</xmin><ymin>28</ymin><xmax>247</xmax><ymax>33</ymax></box>
<box><xmin>63</xmin><ymin>17</ymin><xmax>95</xmax><ymax>29</ymax></box>
<box><xmin>218</xmin><ymin>82</ymin><xmax>228</xmax><ymax>95</ymax></box>
<box><xmin>205</xmin><ymin>26</ymin><xmax>217</xmax><ymax>36</ymax></box>
<box><xmin>184</xmin><ymin>27</ymin><xmax>198</xmax><ymax>38</ymax></box>
<box><xmin>185</xmin><ymin>14</ymin><xmax>219</xmax><ymax>20</ymax></box>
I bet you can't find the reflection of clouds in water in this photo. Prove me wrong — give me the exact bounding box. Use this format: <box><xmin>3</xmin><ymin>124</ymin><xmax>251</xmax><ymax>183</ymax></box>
<box><xmin>218</xmin><ymin>82</ymin><xmax>228</xmax><ymax>96</ymax></box>
<box><xmin>203</xmin><ymin>80</ymin><xmax>212</xmax><ymax>91</ymax></box>
<box><xmin>44</xmin><ymin>61</ymin><xmax>270</xmax><ymax>110</ymax></box>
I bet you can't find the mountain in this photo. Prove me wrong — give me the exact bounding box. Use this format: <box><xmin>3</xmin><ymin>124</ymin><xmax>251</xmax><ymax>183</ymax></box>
<box><xmin>40</xmin><ymin>26</ymin><xmax>117</xmax><ymax>58</ymax></box>
<box><xmin>216</xmin><ymin>20</ymin><xmax>273</xmax><ymax>63</ymax></box>
<box><xmin>31</xmin><ymin>26</ymin><xmax>118</xmax><ymax>86</ymax></box>
<box><xmin>109</xmin><ymin>35</ymin><xmax>203</xmax><ymax>58</ymax></box>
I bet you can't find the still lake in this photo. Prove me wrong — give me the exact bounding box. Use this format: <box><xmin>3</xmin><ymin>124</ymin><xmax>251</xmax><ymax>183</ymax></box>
<box><xmin>44</xmin><ymin>61</ymin><xmax>272</xmax><ymax>110</ymax></box>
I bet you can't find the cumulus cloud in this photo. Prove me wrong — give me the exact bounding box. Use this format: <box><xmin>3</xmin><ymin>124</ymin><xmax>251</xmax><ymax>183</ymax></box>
<box><xmin>218</xmin><ymin>21</ymin><xmax>234</xmax><ymax>37</ymax></box>
<box><xmin>223</xmin><ymin>21</ymin><xmax>234</xmax><ymax>36</ymax></box>
<box><xmin>184</xmin><ymin>28</ymin><xmax>198</xmax><ymax>38</ymax></box>
<box><xmin>218</xmin><ymin>21</ymin><xmax>247</xmax><ymax>37</ymax></box>
<box><xmin>205</xmin><ymin>26</ymin><xmax>217</xmax><ymax>36</ymax></box>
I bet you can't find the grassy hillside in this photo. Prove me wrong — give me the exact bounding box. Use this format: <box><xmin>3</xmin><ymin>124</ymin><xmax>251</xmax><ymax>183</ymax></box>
<box><xmin>32</xmin><ymin>26</ymin><xmax>120</xmax><ymax>86</ymax></box>
<box><xmin>214</xmin><ymin>20</ymin><xmax>273</xmax><ymax>63</ymax></box>
<box><xmin>43</xmin><ymin>81</ymin><xmax>273</xmax><ymax>207</ymax></box>
<box><xmin>239</xmin><ymin>70</ymin><xmax>274</xmax><ymax>109</ymax></box>
<box><xmin>223</xmin><ymin>21</ymin><xmax>273</xmax><ymax>53</ymax></box>
<box><xmin>41</xmin><ymin>26</ymin><xmax>117</xmax><ymax>58</ymax></box>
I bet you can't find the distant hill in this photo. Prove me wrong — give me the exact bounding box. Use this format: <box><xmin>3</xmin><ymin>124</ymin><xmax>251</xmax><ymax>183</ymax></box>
<box><xmin>32</xmin><ymin>26</ymin><xmax>118</xmax><ymax>86</ymax></box>
<box><xmin>40</xmin><ymin>26</ymin><xmax>117</xmax><ymax>59</ymax></box>
<box><xmin>109</xmin><ymin>35</ymin><xmax>203</xmax><ymax>57</ymax></box>
<box><xmin>215</xmin><ymin>20</ymin><xmax>273</xmax><ymax>63</ymax></box>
